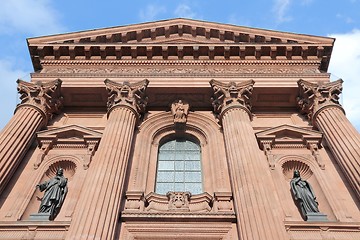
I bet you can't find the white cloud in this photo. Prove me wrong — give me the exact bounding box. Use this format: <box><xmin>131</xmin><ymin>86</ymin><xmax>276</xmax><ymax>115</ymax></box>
<box><xmin>0</xmin><ymin>59</ymin><xmax>28</xmax><ymax>130</ymax></box>
<box><xmin>328</xmin><ymin>29</ymin><xmax>360</xmax><ymax>130</ymax></box>
<box><xmin>0</xmin><ymin>0</ymin><xmax>65</xmax><ymax>36</ymax></box>
<box><xmin>273</xmin><ymin>0</ymin><xmax>313</xmax><ymax>23</ymax></box>
<box><xmin>273</xmin><ymin>0</ymin><xmax>292</xmax><ymax>23</ymax></box>
<box><xmin>174</xmin><ymin>4</ymin><xmax>196</xmax><ymax>19</ymax></box>
<box><xmin>139</xmin><ymin>4</ymin><xmax>167</xmax><ymax>22</ymax></box>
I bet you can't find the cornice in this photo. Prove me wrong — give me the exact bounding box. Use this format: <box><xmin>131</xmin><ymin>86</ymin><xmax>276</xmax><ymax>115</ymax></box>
<box><xmin>39</xmin><ymin>59</ymin><xmax>321</xmax><ymax>66</ymax></box>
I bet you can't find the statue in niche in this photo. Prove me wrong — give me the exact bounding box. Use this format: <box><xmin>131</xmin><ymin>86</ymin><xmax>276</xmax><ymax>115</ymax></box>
<box><xmin>36</xmin><ymin>168</ymin><xmax>68</xmax><ymax>220</ymax></box>
<box><xmin>290</xmin><ymin>170</ymin><xmax>319</xmax><ymax>220</ymax></box>
<box><xmin>171</xmin><ymin>100</ymin><xmax>189</xmax><ymax>124</ymax></box>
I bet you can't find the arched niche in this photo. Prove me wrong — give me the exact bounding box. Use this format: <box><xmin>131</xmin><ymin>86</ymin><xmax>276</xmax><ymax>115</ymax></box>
<box><xmin>276</xmin><ymin>156</ymin><xmax>335</xmax><ymax>221</ymax></box>
<box><xmin>21</xmin><ymin>155</ymin><xmax>84</xmax><ymax>221</ymax></box>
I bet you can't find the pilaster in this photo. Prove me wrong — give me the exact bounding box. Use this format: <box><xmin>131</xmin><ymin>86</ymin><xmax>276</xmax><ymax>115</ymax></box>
<box><xmin>66</xmin><ymin>79</ymin><xmax>149</xmax><ymax>240</ymax></box>
<box><xmin>0</xmin><ymin>79</ymin><xmax>62</xmax><ymax>195</ymax></box>
<box><xmin>210</xmin><ymin>79</ymin><xmax>289</xmax><ymax>240</ymax></box>
<box><xmin>297</xmin><ymin>79</ymin><xmax>360</xmax><ymax>200</ymax></box>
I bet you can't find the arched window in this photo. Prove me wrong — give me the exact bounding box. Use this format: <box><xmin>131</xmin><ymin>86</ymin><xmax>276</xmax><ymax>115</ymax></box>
<box><xmin>155</xmin><ymin>138</ymin><xmax>203</xmax><ymax>194</ymax></box>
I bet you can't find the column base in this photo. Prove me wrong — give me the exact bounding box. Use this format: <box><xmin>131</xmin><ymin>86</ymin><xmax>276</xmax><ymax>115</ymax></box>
<box><xmin>306</xmin><ymin>212</ymin><xmax>328</xmax><ymax>222</ymax></box>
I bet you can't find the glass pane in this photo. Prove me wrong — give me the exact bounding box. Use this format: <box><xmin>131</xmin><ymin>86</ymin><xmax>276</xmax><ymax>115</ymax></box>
<box><xmin>174</xmin><ymin>172</ymin><xmax>184</xmax><ymax>182</ymax></box>
<box><xmin>174</xmin><ymin>152</ymin><xmax>185</xmax><ymax>160</ymax></box>
<box><xmin>185</xmin><ymin>161</ymin><xmax>201</xmax><ymax>170</ymax></box>
<box><xmin>174</xmin><ymin>183</ymin><xmax>185</xmax><ymax>192</ymax></box>
<box><xmin>158</xmin><ymin>151</ymin><xmax>175</xmax><ymax>161</ymax></box>
<box><xmin>174</xmin><ymin>161</ymin><xmax>184</xmax><ymax>170</ymax></box>
<box><xmin>185</xmin><ymin>183</ymin><xmax>202</xmax><ymax>194</ymax></box>
<box><xmin>185</xmin><ymin>172</ymin><xmax>202</xmax><ymax>182</ymax></box>
<box><xmin>157</xmin><ymin>171</ymin><xmax>174</xmax><ymax>182</ymax></box>
<box><xmin>161</xmin><ymin>141</ymin><xmax>175</xmax><ymax>150</ymax></box>
<box><xmin>156</xmin><ymin>182</ymin><xmax>173</xmax><ymax>194</ymax></box>
<box><xmin>158</xmin><ymin>161</ymin><xmax>174</xmax><ymax>170</ymax></box>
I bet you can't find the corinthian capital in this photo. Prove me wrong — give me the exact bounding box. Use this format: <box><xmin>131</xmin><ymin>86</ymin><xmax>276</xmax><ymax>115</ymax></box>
<box><xmin>297</xmin><ymin>79</ymin><xmax>343</xmax><ymax>121</ymax></box>
<box><xmin>16</xmin><ymin>79</ymin><xmax>63</xmax><ymax>120</ymax></box>
<box><xmin>104</xmin><ymin>79</ymin><xmax>149</xmax><ymax>117</ymax></box>
<box><xmin>209</xmin><ymin>79</ymin><xmax>254</xmax><ymax>117</ymax></box>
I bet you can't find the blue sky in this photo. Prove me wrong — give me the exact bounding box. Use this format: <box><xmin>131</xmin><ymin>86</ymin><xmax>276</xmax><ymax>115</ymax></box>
<box><xmin>0</xmin><ymin>0</ymin><xmax>359</xmax><ymax>131</ymax></box>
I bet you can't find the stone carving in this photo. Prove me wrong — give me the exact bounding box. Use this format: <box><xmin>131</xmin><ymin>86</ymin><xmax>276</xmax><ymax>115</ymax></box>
<box><xmin>36</xmin><ymin>168</ymin><xmax>68</xmax><ymax>220</ymax></box>
<box><xmin>297</xmin><ymin>79</ymin><xmax>343</xmax><ymax>121</ymax></box>
<box><xmin>290</xmin><ymin>170</ymin><xmax>327</xmax><ymax>221</ymax></box>
<box><xmin>104</xmin><ymin>79</ymin><xmax>149</xmax><ymax>116</ymax></box>
<box><xmin>143</xmin><ymin>192</ymin><xmax>213</xmax><ymax>213</ymax></box>
<box><xmin>167</xmin><ymin>192</ymin><xmax>191</xmax><ymax>211</ymax></box>
<box><xmin>43</xmin><ymin>66</ymin><xmax>319</xmax><ymax>76</ymax></box>
<box><xmin>17</xmin><ymin>79</ymin><xmax>63</xmax><ymax>120</ymax></box>
<box><xmin>209</xmin><ymin>79</ymin><xmax>254</xmax><ymax>115</ymax></box>
<box><xmin>171</xmin><ymin>100</ymin><xmax>189</xmax><ymax>124</ymax></box>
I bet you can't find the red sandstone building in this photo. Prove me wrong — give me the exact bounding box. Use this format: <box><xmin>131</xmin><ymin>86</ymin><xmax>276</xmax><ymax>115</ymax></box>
<box><xmin>0</xmin><ymin>19</ymin><xmax>359</xmax><ymax>239</ymax></box>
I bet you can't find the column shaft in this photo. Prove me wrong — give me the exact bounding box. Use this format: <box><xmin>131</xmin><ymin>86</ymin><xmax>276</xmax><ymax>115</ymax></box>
<box><xmin>66</xmin><ymin>107</ymin><xmax>136</xmax><ymax>240</ymax></box>
<box><xmin>315</xmin><ymin>107</ymin><xmax>360</xmax><ymax>199</ymax></box>
<box><xmin>222</xmin><ymin>107</ymin><xmax>288</xmax><ymax>240</ymax></box>
<box><xmin>0</xmin><ymin>106</ymin><xmax>44</xmax><ymax>194</ymax></box>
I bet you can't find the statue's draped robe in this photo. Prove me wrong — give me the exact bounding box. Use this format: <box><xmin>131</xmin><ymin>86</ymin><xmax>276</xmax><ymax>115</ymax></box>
<box><xmin>38</xmin><ymin>175</ymin><xmax>68</xmax><ymax>219</ymax></box>
<box><xmin>290</xmin><ymin>177</ymin><xmax>319</xmax><ymax>217</ymax></box>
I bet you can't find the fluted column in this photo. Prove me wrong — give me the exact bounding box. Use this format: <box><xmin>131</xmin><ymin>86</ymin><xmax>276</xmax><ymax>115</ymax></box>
<box><xmin>298</xmin><ymin>79</ymin><xmax>360</xmax><ymax>200</ymax></box>
<box><xmin>66</xmin><ymin>79</ymin><xmax>149</xmax><ymax>240</ymax></box>
<box><xmin>210</xmin><ymin>79</ymin><xmax>288</xmax><ymax>240</ymax></box>
<box><xmin>0</xmin><ymin>79</ymin><xmax>62</xmax><ymax>195</ymax></box>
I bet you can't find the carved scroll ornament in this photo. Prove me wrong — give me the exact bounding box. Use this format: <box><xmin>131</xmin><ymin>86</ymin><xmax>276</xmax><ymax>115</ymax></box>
<box><xmin>209</xmin><ymin>79</ymin><xmax>254</xmax><ymax>117</ymax></box>
<box><xmin>16</xmin><ymin>79</ymin><xmax>63</xmax><ymax>120</ymax></box>
<box><xmin>297</xmin><ymin>79</ymin><xmax>343</xmax><ymax>121</ymax></box>
<box><xmin>104</xmin><ymin>79</ymin><xmax>149</xmax><ymax>117</ymax></box>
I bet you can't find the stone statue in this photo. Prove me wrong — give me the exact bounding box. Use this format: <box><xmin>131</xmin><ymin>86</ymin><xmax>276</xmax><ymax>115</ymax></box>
<box><xmin>290</xmin><ymin>170</ymin><xmax>319</xmax><ymax>220</ymax></box>
<box><xmin>36</xmin><ymin>168</ymin><xmax>68</xmax><ymax>220</ymax></box>
<box><xmin>171</xmin><ymin>100</ymin><xmax>189</xmax><ymax>123</ymax></box>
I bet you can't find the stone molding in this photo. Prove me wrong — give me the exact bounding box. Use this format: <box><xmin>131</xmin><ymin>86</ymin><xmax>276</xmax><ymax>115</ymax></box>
<box><xmin>104</xmin><ymin>79</ymin><xmax>149</xmax><ymax>118</ymax></box>
<box><xmin>210</xmin><ymin>79</ymin><xmax>254</xmax><ymax>122</ymax></box>
<box><xmin>256</xmin><ymin>124</ymin><xmax>324</xmax><ymax>169</ymax></box>
<box><xmin>15</xmin><ymin>79</ymin><xmax>63</xmax><ymax>123</ymax></box>
<box><xmin>297</xmin><ymin>79</ymin><xmax>344</xmax><ymax>124</ymax></box>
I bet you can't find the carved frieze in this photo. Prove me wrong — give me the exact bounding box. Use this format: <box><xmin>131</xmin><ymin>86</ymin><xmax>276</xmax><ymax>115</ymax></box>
<box><xmin>16</xmin><ymin>79</ymin><xmax>63</xmax><ymax>120</ymax></box>
<box><xmin>104</xmin><ymin>79</ymin><xmax>149</xmax><ymax>117</ymax></box>
<box><xmin>297</xmin><ymin>79</ymin><xmax>343</xmax><ymax>121</ymax></box>
<box><xmin>210</xmin><ymin>79</ymin><xmax>254</xmax><ymax>117</ymax></box>
<box><xmin>41</xmin><ymin>65</ymin><xmax>320</xmax><ymax>77</ymax></box>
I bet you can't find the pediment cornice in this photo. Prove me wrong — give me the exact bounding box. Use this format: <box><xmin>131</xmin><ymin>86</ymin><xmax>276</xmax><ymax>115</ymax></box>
<box><xmin>27</xmin><ymin>18</ymin><xmax>334</xmax><ymax>72</ymax></box>
<box><xmin>256</xmin><ymin>124</ymin><xmax>323</xmax><ymax>148</ymax></box>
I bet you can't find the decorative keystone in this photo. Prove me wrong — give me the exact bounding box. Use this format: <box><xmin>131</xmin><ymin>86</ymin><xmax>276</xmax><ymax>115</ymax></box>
<box><xmin>16</xmin><ymin>79</ymin><xmax>63</xmax><ymax>121</ymax></box>
<box><xmin>104</xmin><ymin>79</ymin><xmax>149</xmax><ymax>118</ymax></box>
<box><xmin>297</xmin><ymin>79</ymin><xmax>344</xmax><ymax>123</ymax></box>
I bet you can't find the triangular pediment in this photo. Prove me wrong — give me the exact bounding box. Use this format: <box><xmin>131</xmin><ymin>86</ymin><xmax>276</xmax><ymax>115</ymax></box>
<box><xmin>256</xmin><ymin>124</ymin><xmax>322</xmax><ymax>140</ymax></box>
<box><xmin>28</xmin><ymin>18</ymin><xmax>333</xmax><ymax>45</ymax></box>
<box><xmin>256</xmin><ymin>124</ymin><xmax>323</xmax><ymax>148</ymax></box>
<box><xmin>37</xmin><ymin>125</ymin><xmax>102</xmax><ymax>141</ymax></box>
<box><xmin>27</xmin><ymin>18</ymin><xmax>334</xmax><ymax>72</ymax></box>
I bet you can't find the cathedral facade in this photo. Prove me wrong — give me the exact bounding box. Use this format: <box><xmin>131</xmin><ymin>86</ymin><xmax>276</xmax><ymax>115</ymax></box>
<box><xmin>0</xmin><ymin>18</ymin><xmax>359</xmax><ymax>239</ymax></box>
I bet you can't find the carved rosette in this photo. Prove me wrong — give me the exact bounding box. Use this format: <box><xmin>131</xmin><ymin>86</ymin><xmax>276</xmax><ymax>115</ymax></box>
<box><xmin>104</xmin><ymin>79</ymin><xmax>149</xmax><ymax>118</ymax></box>
<box><xmin>209</xmin><ymin>79</ymin><xmax>254</xmax><ymax>122</ymax></box>
<box><xmin>297</xmin><ymin>79</ymin><xmax>344</xmax><ymax>123</ymax></box>
<box><xmin>16</xmin><ymin>79</ymin><xmax>63</xmax><ymax>121</ymax></box>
